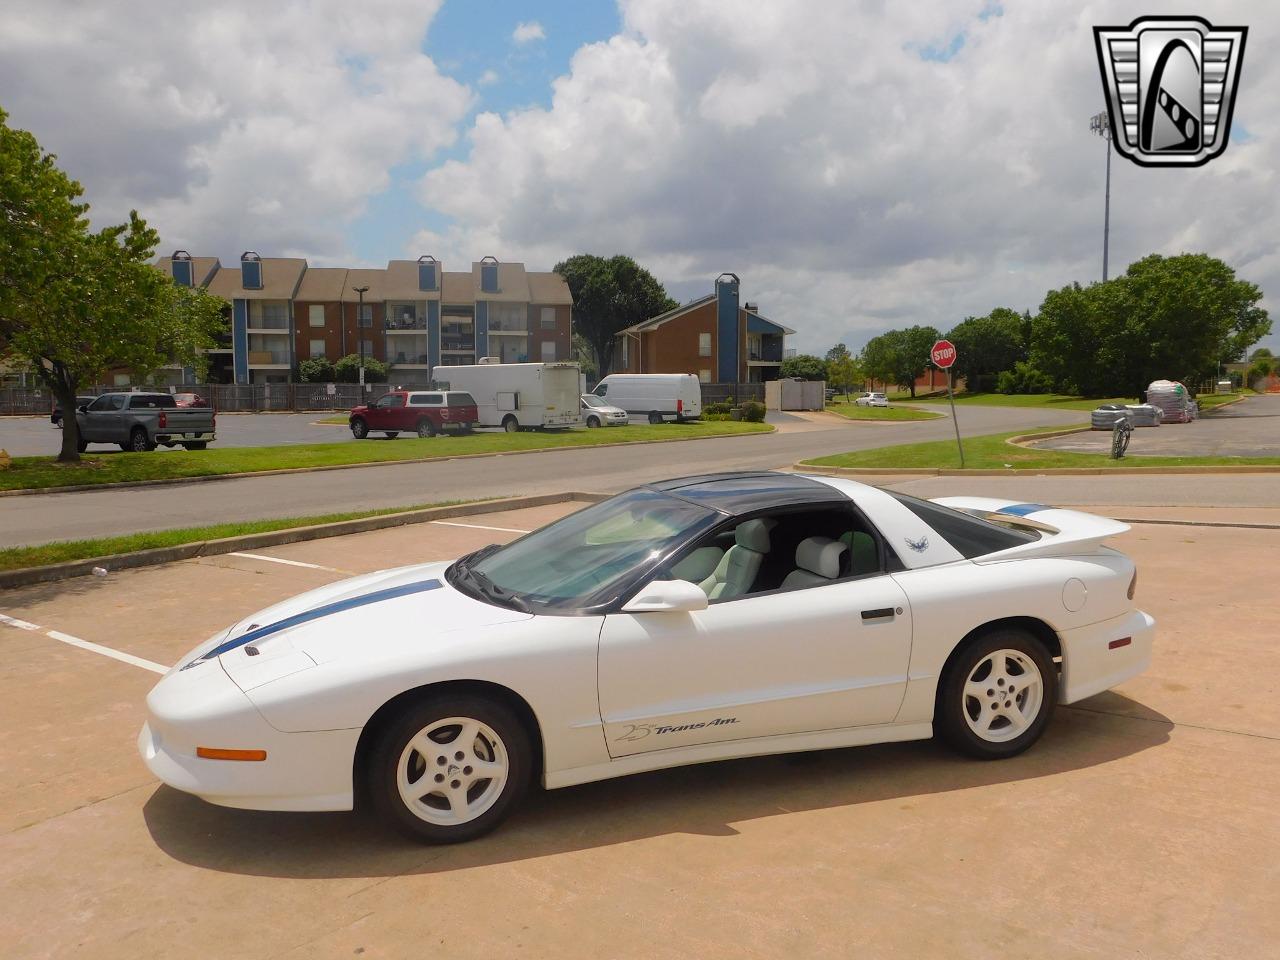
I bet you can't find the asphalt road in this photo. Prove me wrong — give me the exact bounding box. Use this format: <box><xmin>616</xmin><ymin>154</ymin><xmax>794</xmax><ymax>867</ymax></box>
<box><xmin>2</xmin><ymin>404</ymin><xmax>1091</xmax><ymax>547</ymax></box>
<box><xmin>1034</xmin><ymin>394</ymin><xmax>1280</xmax><ymax>457</ymax></box>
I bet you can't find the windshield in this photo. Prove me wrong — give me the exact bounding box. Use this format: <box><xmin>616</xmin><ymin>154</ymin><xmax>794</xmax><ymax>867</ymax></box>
<box><xmin>581</xmin><ymin>395</ymin><xmax>606</xmax><ymax>408</ymax></box>
<box><xmin>457</xmin><ymin>487</ymin><xmax>719</xmax><ymax>610</ymax></box>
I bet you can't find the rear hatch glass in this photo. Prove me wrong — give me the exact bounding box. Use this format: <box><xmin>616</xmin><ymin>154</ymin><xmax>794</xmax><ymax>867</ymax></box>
<box><xmin>447</xmin><ymin>393</ymin><xmax>477</xmax><ymax>407</ymax></box>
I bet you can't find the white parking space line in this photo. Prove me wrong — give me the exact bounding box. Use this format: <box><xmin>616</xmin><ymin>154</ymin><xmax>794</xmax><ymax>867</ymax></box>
<box><xmin>1</xmin><ymin>612</ymin><xmax>169</xmax><ymax>675</ymax></box>
<box><xmin>429</xmin><ymin>520</ymin><xmax>532</xmax><ymax>534</ymax></box>
<box><xmin>228</xmin><ymin>552</ymin><xmax>342</xmax><ymax>572</ymax></box>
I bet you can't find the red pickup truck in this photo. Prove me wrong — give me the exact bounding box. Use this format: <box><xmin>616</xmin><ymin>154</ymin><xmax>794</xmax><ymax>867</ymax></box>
<box><xmin>349</xmin><ymin>390</ymin><xmax>479</xmax><ymax>439</ymax></box>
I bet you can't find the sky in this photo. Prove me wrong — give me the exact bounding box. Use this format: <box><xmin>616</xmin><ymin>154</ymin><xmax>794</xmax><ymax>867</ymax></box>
<box><xmin>1</xmin><ymin>0</ymin><xmax>1276</xmax><ymax>356</ymax></box>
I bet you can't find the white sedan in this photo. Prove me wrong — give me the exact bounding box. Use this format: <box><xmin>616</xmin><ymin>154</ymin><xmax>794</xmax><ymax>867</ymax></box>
<box><xmin>140</xmin><ymin>472</ymin><xmax>1154</xmax><ymax>843</ymax></box>
<box><xmin>855</xmin><ymin>392</ymin><xmax>889</xmax><ymax>407</ymax></box>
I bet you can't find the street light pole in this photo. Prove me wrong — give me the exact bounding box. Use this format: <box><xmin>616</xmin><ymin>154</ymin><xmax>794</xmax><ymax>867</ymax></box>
<box><xmin>1090</xmin><ymin>111</ymin><xmax>1113</xmax><ymax>281</ymax></box>
<box><xmin>353</xmin><ymin>285</ymin><xmax>370</xmax><ymax>392</ymax></box>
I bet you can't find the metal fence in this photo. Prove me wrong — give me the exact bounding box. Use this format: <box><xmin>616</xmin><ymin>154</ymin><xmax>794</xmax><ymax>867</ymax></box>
<box><xmin>0</xmin><ymin>382</ymin><xmax>391</xmax><ymax>415</ymax></box>
<box><xmin>698</xmin><ymin>382</ymin><xmax>765</xmax><ymax>405</ymax></box>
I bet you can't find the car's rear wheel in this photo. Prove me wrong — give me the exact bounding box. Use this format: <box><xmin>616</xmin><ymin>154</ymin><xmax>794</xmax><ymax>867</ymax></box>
<box><xmin>936</xmin><ymin>629</ymin><xmax>1056</xmax><ymax>760</ymax></box>
<box><xmin>417</xmin><ymin>419</ymin><xmax>435</xmax><ymax>438</ymax></box>
<box><xmin>76</xmin><ymin>438</ymin><xmax>88</xmax><ymax>453</ymax></box>
<box><xmin>350</xmin><ymin>418</ymin><xmax>369</xmax><ymax>439</ymax></box>
<box><xmin>585</xmin><ymin>415</ymin><xmax>600</xmax><ymax>428</ymax></box>
<box><xmin>502</xmin><ymin>415</ymin><xmax>519</xmax><ymax>433</ymax></box>
<box><xmin>648</xmin><ymin>411</ymin><xmax>662</xmax><ymax>425</ymax></box>
<box><xmin>369</xmin><ymin>694</ymin><xmax>531</xmax><ymax>844</ymax></box>
<box><xmin>129</xmin><ymin>427</ymin><xmax>154</xmax><ymax>452</ymax></box>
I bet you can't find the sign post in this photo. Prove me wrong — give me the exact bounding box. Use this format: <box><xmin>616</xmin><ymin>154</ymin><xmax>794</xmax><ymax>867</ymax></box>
<box><xmin>930</xmin><ymin>339</ymin><xmax>964</xmax><ymax>468</ymax></box>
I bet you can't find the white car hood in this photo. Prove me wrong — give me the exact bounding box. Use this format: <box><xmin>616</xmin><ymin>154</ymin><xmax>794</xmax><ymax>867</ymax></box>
<box><xmin>176</xmin><ymin>561</ymin><xmax>531</xmax><ymax>691</ymax></box>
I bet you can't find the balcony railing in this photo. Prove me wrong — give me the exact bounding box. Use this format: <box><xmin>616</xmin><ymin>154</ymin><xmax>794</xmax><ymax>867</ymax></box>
<box><xmin>247</xmin><ymin>350</ymin><xmax>290</xmax><ymax>365</ymax></box>
<box><xmin>389</xmin><ymin>352</ymin><xmax>430</xmax><ymax>365</ymax></box>
<box><xmin>748</xmin><ymin>342</ymin><xmax>783</xmax><ymax>362</ymax></box>
<box><xmin>442</xmin><ymin>339</ymin><xmax>475</xmax><ymax>352</ymax></box>
<box><xmin>385</xmin><ymin>317</ymin><xmax>427</xmax><ymax>331</ymax></box>
<box><xmin>487</xmin><ymin>320</ymin><xmax>528</xmax><ymax>334</ymax></box>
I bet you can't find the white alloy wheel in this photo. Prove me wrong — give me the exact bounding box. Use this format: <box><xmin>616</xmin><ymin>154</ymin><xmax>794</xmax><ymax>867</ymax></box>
<box><xmin>962</xmin><ymin>648</ymin><xmax>1044</xmax><ymax>743</ymax></box>
<box><xmin>396</xmin><ymin>716</ymin><xmax>509</xmax><ymax>826</ymax></box>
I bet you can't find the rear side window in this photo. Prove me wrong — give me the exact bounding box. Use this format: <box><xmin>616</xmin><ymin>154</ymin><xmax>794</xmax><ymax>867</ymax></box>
<box><xmin>130</xmin><ymin>395</ymin><xmax>175</xmax><ymax>409</ymax></box>
<box><xmin>888</xmin><ymin>493</ymin><xmax>1039</xmax><ymax>559</ymax></box>
<box><xmin>446</xmin><ymin>393</ymin><xmax>476</xmax><ymax>407</ymax></box>
<box><xmin>409</xmin><ymin>393</ymin><xmax>443</xmax><ymax>406</ymax></box>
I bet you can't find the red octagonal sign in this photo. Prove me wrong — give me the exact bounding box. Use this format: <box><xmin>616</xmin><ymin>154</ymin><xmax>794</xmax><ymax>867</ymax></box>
<box><xmin>931</xmin><ymin>339</ymin><xmax>957</xmax><ymax>369</ymax></box>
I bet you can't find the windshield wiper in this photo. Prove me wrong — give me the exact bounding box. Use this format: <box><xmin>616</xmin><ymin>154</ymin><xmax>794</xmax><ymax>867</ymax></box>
<box><xmin>453</xmin><ymin>556</ymin><xmax>529</xmax><ymax>612</ymax></box>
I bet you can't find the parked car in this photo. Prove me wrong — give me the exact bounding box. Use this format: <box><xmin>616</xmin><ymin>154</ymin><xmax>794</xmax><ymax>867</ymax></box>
<box><xmin>51</xmin><ymin>395</ymin><xmax>96</xmax><ymax>427</ymax></box>
<box><xmin>593</xmin><ymin>373</ymin><xmax>702</xmax><ymax>424</ymax></box>
<box><xmin>140</xmin><ymin>471</ymin><xmax>1153</xmax><ymax>844</ymax></box>
<box><xmin>854</xmin><ymin>392</ymin><xmax>888</xmax><ymax>407</ymax></box>
<box><xmin>581</xmin><ymin>394</ymin><xmax>628</xmax><ymax>428</ymax></box>
<box><xmin>349</xmin><ymin>390</ymin><xmax>479</xmax><ymax>439</ymax></box>
<box><xmin>76</xmin><ymin>392</ymin><xmax>216</xmax><ymax>452</ymax></box>
<box><xmin>432</xmin><ymin>361</ymin><xmax>582</xmax><ymax>432</ymax></box>
<box><xmin>173</xmin><ymin>392</ymin><xmax>208</xmax><ymax>408</ymax></box>
<box><xmin>1090</xmin><ymin>404</ymin><xmax>1163</xmax><ymax>430</ymax></box>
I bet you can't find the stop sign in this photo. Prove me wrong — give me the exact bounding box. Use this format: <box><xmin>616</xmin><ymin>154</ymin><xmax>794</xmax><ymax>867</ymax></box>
<box><xmin>931</xmin><ymin>339</ymin><xmax>957</xmax><ymax>369</ymax></box>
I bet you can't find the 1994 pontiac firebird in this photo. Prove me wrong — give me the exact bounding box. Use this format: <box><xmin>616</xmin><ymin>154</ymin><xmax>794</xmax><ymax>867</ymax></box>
<box><xmin>139</xmin><ymin>472</ymin><xmax>1155</xmax><ymax>843</ymax></box>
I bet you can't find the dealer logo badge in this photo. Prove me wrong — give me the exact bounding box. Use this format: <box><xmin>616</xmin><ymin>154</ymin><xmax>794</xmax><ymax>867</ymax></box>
<box><xmin>1093</xmin><ymin>16</ymin><xmax>1247</xmax><ymax>167</ymax></box>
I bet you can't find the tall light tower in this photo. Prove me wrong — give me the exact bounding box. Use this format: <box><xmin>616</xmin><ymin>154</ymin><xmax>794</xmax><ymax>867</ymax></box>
<box><xmin>1090</xmin><ymin>111</ymin><xmax>1113</xmax><ymax>281</ymax></box>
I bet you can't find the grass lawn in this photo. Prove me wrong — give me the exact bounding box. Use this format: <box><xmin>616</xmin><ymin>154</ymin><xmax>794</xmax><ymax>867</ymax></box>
<box><xmin>826</xmin><ymin>402</ymin><xmax>944</xmax><ymax>421</ymax></box>
<box><xmin>897</xmin><ymin>391</ymin><xmax>1245</xmax><ymax>412</ymax></box>
<box><xmin>0</xmin><ymin>499</ymin><xmax>486</xmax><ymax>571</ymax></box>
<box><xmin>801</xmin><ymin>424</ymin><xmax>1280</xmax><ymax>471</ymax></box>
<box><xmin>313</xmin><ymin>414</ymin><xmax>350</xmax><ymax>425</ymax></box>
<box><xmin>0</xmin><ymin>420</ymin><xmax>772</xmax><ymax>492</ymax></box>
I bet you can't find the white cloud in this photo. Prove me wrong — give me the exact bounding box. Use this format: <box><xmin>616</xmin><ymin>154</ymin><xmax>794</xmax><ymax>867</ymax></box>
<box><xmin>0</xmin><ymin>0</ymin><xmax>472</xmax><ymax>264</ymax></box>
<box><xmin>416</xmin><ymin>0</ymin><xmax>1280</xmax><ymax>354</ymax></box>
<box><xmin>478</xmin><ymin>69</ymin><xmax>501</xmax><ymax>87</ymax></box>
<box><xmin>512</xmin><ymin>21</ymin><xmax>546</xmax><ymax>45</ymax></box>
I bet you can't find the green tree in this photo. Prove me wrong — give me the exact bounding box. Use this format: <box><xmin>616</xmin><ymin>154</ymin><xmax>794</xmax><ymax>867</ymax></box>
<box><xmin>827</xmin><ymin>354</ymin><xmax>862</xmax><ymax>398</ymax></box>
<box><xmin>824</xmin><ymin>342</ymin><xmax>851</xmax><ymax>365</ymax></box>
<box><xmin>860</xmin><ymin>325</ymin><xmax>941</xmax><ymax>397</ymax></box>
<box><xmin>947</xmin><ymin>308</ymin><xmax>1026</xmax><ymax>392</ymax></box>
<box><xmin>780</xmin><ymin>354</ymin><xmax>828</xmax><ymax>380</ymax></box>
<box><xmin>1250</xmin><ymin>347</ymin><xmax>1273</xmax><ymax>360</ymax></box>
<box><xmin>333</xmin><ymin>353</ymin><xmax>388</xmax><ymax>384</ymax></box>
<box><xmin>0</xmin><ymin>109</ymin><xmax>224</xmax><ymax>462</ymax></box>
<box><xmin>1033</xmin><ymin>254</ymin><xmax>1271</xmax><ymax>398</ymax></box>
<box><xmin>554</xmin><ymin>254</ymin><xmax>677</xmax><ymax>374</ymax></box>
<box><xmin>571</xmin><ymin>332</ymin><xmax>597</xmax><ymax>382</ymax></box>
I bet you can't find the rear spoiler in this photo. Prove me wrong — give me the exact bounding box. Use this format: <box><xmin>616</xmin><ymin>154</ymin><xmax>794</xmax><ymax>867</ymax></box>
<box><xmin>931</xmin><ymin>497</ymin><xmax>1130</xmax><ymax>560</ymax></box>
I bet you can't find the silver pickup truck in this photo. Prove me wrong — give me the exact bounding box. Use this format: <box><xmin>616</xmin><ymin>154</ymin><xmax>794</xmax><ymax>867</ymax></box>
<box><xmin>76</xmin><ymin>392</ymin><xmax>217</xmax><ymax>452</ymax></box>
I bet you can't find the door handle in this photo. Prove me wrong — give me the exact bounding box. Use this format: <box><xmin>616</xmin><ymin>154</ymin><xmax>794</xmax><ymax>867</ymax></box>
<box><xmin>861</xmin><ymin>607</ymin><xmax>895</xmax><ymax>622</ymax></box>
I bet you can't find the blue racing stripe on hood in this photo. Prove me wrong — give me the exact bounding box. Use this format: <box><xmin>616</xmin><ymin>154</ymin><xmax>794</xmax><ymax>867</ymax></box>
<box><xmin>998</xmin><ymin>503</ymin><xmax>1052</xmax><ymax>517</ymax></box>
<box><xmin>187</xmin><ymin>578</ymin><xmax>442</xmax><ymax>667</ymax></box>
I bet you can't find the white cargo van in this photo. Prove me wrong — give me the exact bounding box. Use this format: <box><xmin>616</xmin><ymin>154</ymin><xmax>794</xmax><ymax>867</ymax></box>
<box><xmin>431</xmin><ymin>361</ymin><xmax>582</xmax><ymax>431</ymax></box>
<box><xmin>593</xmin><ymin>373</ymin><xmax>702</xmax><ymax>423</ymax></box>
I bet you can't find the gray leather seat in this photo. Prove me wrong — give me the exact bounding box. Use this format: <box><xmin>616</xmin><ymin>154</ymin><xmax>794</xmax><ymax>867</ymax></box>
<box><xmin>781</xmin><ymin>536</ymin><xmax>847</xmax><ymax>589</ymax></box>
<box><xmin>698</xmin><ymin>518</ymin><xmax>776</xmax><ymax>600</ymax></box>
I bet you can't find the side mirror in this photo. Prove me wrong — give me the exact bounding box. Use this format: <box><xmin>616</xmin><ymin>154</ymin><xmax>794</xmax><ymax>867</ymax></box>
<box><xmin>77</xmin><ymin>404</ymin><xmax>89</xmax><ymax>413</ymax></box>
<box><xmin>622</xmin><ymin>579</ymin><xmax>708</xmax><ymax>614</ymax></box>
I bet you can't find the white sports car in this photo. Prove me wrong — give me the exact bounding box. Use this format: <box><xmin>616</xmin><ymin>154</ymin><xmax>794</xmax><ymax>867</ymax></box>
<box><xmin>139</xmin><ymin>472</ymin><xmax>1154</xmax><ymax>843</ymax></box>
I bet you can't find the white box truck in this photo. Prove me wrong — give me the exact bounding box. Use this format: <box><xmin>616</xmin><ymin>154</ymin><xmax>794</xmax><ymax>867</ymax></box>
<box><xmin>592</xmin><ymin>373</ymin><xmax>702</xmax><ymax>423</ymax></box>
<box><xmin>431</xmin><ymin>361</ymin><xmax>582</xmax><ymax>432</ymax></box>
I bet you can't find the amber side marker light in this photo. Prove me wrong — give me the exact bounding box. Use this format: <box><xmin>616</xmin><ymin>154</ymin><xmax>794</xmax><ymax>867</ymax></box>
<box><xmin>197</xmin><ymin>747</ymin><xmax>267</xmax><ymax>762</ymax></box>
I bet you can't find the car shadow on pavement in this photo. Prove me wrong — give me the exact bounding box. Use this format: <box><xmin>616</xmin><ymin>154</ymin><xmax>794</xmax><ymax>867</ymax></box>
<box><xmin>142</xmin><ymin>692</ymin><xmax>1170</xmax><ymax>879</ymax></box>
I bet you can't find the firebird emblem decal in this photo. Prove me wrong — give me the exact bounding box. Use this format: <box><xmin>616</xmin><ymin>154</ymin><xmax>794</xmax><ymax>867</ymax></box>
<box><xmin>905</xmin><ymin>535</ymin><xmax>929</xmax><ymax>553</ymax></box>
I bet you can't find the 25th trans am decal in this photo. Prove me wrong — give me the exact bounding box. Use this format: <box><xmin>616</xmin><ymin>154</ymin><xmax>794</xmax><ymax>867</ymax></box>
<box><xmin>613</xmin><ymin>717</ymin><xmax>739</xmax><ymax>742</ymax></box>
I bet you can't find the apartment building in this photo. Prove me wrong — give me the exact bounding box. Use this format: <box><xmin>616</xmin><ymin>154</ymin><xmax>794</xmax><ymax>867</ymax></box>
<box><xmin>154</xmin><ymin>253</ymin><xmax>574</xmax><ymax>384</ymax></box>
<box><xmin>612</xmin><ymin>273</ymin><xmax>793</xmax><ymax>384</ymax></box>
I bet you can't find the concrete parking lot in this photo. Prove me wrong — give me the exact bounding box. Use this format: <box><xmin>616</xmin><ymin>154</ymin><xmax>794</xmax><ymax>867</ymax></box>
<box><xmin>1</xmin><ymin>497</ymin><xmax>1276</xmax><ymax>958</ymax></box>
<box><xmin>1033</xmin><ymin>394</ymin><xmax>1280</xmax><ymax>458</ymax></box>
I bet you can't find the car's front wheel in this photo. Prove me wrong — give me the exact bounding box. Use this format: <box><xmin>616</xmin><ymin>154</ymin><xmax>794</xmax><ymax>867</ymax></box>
<box><xmin>417</xmin><ymin>419</ymin><xmax>435</xmax><ymax>438</ymax></box>
<box><xmin>585</xmin><ymin>415</ymin><xmax>600</xmax><ymax>428</ymax></box>
<box><xmin>369</xmin><ymin>694</ymin><xmax>531</xmax><ymax>843</ymax></box>
<box><xmin>350</xmin><ymin>418</ymin><xmax>369</xmax><ymax>439</ymax></box>
<box><xmin>936</xmin><ymin>629</ymin><xmax>1056</xmax><ymax>760</ymax></box>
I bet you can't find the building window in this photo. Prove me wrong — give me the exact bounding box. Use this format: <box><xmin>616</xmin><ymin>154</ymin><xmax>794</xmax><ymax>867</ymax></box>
<box><xmin>240</xmin><ymin>252</ymin><xmax>262</xmax><ymax>289</ymax></box>
<box><xmin>309</xmin><ymin>339</ymin><xmax>326</xmax><ymax>358</ymax></box>
<box><xmin>541</xmin><ymin>340</ymin><xmax>556</xmax><ymax>362</ymax></box>
<box><xmin>358</xmin><ymin>304</ymin><xmax>373</xmax><ymax>328</ymax></box>
<box><xmin>540</xmin><ymin>307</ymin><xmax>556</xmax><ymax>330</ymax></box>
<box><xmin>480</xmin><ymin>256</ymin><xmax>499</xmax><ymax>293</ymax></box>
<box><xmin>360</xmin><ymin>339</ymin><xmax>374</xmax><ymax>357</ymax></box>
<box><xmin>620</xmin><ymin>338</ymin><xmax>629</xmax><ymax>368</ymax></box>
<box><xmin>309</xmin><ymin>305</ymin><xmax>325</xmax><ymax>328</ymax></box>
<box><xmin>699</xmin><ymin>332</ymin><xmax>712</xmax><ymax>357</ymax></box>
<box><xmin>699</xmin><ymin>369</ymin><xmax>711</xmax><ymax>383</ymax></box>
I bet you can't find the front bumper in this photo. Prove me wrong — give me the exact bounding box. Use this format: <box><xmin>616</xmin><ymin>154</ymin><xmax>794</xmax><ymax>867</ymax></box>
<box><xmin>1058</xmin><ymin>608</ymin><xmax>1155</xmax><ymax>703</ymax></box>
<box><xmin>138</xmin><ymin>659</ymin><xmax>359</xmax><ymax>811</ymax></box>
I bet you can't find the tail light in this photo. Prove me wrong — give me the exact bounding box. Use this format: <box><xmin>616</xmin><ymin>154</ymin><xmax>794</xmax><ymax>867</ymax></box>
<box><xmin>158</xmin><ymin>411</ymin><xmax>167</xmax><ymax>429</ymax></box>
<box><xmin>677</xmin><ymin>398</ymin><xmax>683</xmax><ymax>413</ymax></box>
<box><xmin>1127</xmin><ymin>571</ymin><xmax>1137</xmax><ymax>600</ymax></box>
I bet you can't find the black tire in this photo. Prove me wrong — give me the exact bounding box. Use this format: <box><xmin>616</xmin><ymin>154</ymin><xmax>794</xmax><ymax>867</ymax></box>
<box><xmin>586</xmin><ymin>415</ymin><xmax>600</xmax><ymax>429</ymax></box>
<box><xmin>417</xmin><ymin>419</ymin><xmax>435</xmax><ymax>438</ymax></box>
<box><xmin>128</xmin><ymin>427</ymin><xmax>154</xmax><ymax>452</ymax></box>
<box><xmin>350</xmin><ymin>417</ymin><xmax>369</xmax><ymax>439</ymax></box>
<box><xmin>368</xmin><ymin>694</ymin><xmax>532</xmax><ymax>844</ymax></box>
<box><xmin>502</xmin><ymin>415</ymin><xmax>519</xmax><ymax>433</ymax></box>
<box><xmin>182</xmin><ymin>441</ymin><xmax>208</xmax><ymax>451</ymax></box>
<box><xmin>648</xmin><ymin>411</ymin><xmax>663</xmax><ymax>425</ymax></box>
<box><xmin>935</xmin><ymin>628</ymin><xmax>1057</xmax><ymax>760</ymax></box>
<box><xmin>76</xmin><ymin>438</ymin><xmax>88</xmax><ymax>453</ymax></box>
<box><xmin>384</xmin><ymin>431</ymin><xmax>399</xmax><ymax>439</ymax></box>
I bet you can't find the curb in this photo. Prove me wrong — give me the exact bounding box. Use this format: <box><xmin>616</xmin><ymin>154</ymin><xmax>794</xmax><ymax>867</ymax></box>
<box><xmin>794</xmin><ymin>462</ymin><xmax>1280</xmax><ymax>477</ymax></box>
<box><xmin>0</xmin><ymin>425</ymin><xmax>775</xmax><ymax>498</ymax></box>
<box><xmin>0</xmin><ymin>491</ymin><xmax>608</xmax><ymax>591</ymax></box>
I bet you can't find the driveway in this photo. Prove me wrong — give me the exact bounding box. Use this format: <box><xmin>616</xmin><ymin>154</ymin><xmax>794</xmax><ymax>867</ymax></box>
<box><xmin>1032</xmin><ymin>394</ymin><xmax>1280</xmax><ymax>458</ymax></box>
